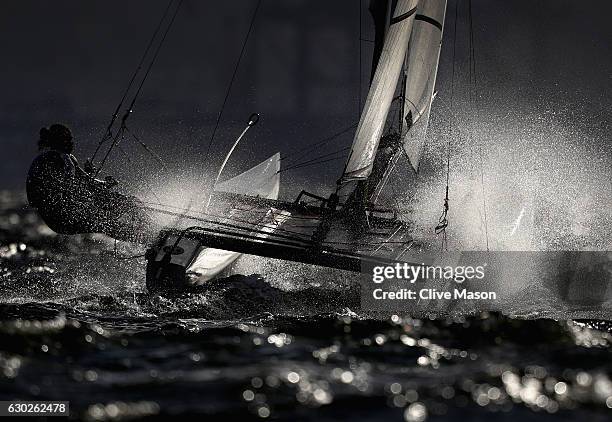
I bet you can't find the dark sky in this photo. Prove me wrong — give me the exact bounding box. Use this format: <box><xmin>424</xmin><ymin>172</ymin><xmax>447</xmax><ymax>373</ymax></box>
<box><xmin>2</xmin><ymin>0</ymin><xmax>370</xmax><ymax>191</ymax></box>
<box><xmin>1</xmin><ymin>0</ymin><xmax>611</xmax><ymax>246</ymax></box>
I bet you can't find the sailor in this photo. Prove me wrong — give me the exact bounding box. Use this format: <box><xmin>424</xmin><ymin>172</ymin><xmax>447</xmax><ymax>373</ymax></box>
<box><xmin>26</xmin><ymin>124</ymin><xmax>154</xmax><ymax>243</ymax></box>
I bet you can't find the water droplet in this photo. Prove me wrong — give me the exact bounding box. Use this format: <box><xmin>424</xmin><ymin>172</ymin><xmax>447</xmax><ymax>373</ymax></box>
<box><xmin>341</xmin><ymin>371</ymin><xmax>354</xmax><ymax>384</ymax></box>
<box><xmin>404</xmin><ymin>402</ymin><xmax>427</xmax><ymax>422</ymax></box>
<box><xmin>390</xmin><ymin>382</ymin><xmax>402</xmax><ymax>394</ymax></box>
<box><xmin>243</xmin><ymin>390</ymin><xmax>255</xmax><ymax>401</ymax></box>
<box><xmin>257</xmin><ymin>405</ymin><xmax>270</xmax><ymax>418</ymax></box>
<box><xmin>554</xmin><ymin>382</ymin><xmax>567</xmax><ymax>395</ymax></box>
<box><xmin>287</xmin><ymin>372</ymin><xmax>300</xmax><ymax>384</ymax></box>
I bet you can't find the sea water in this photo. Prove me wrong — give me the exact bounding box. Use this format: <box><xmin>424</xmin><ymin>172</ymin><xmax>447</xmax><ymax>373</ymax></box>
<box><xmin>1</xmin><ymin>191</ymin><xmax>611</xmax><ymax>420</ymax></box>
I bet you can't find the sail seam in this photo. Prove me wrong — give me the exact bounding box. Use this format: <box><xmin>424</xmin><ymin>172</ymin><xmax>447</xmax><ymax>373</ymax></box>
<box><xmin>390</xmin><ymin>7</ymin><xmax>418</xmax><ymax>25</ymax></box>
<box><xmin>415</xmin><ymin>14</ymin><xmax>443</xmax><ymax>31</ymax></box>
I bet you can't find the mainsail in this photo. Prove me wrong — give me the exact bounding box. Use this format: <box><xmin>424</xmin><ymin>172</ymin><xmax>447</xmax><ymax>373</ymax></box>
<box><xmin>341</xmin><ymin>0</ymin><xmax>419</xmax><ymax>183</ymax></box>
<box><xmin>402</xmin><ymin>0</ymin><xmax>447</xmax><ymax>171</ymax></box>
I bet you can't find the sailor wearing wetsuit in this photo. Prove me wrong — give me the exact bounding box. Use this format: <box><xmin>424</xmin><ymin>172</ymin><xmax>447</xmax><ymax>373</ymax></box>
<box><xmin>26</xmin><ymin>124</ymin><xmax>153</xmax><ymax>243</ymax></box>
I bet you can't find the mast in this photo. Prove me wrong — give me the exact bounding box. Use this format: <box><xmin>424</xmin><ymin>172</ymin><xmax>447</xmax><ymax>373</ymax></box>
<box><xmin>368</xmin><ymin>0</ymin><xmax>447</xmax><ymax>204</ymax></box>
<box><xmin>341</xmin><ymin>0</ymin><xmax>420</xmax><ymax>183</ymax></box>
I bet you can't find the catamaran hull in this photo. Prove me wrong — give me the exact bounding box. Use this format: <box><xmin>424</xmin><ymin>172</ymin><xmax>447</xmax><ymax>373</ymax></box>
<box><xmin>145</xmin><ymin>208</ymin><xmax>291</xmax><ymax>293</ymax></box>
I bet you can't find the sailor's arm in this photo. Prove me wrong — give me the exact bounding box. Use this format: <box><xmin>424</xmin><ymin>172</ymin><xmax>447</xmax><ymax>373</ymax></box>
<box><xmin>70</xmin><ymin>155</ymin><xmax>118</xmax><ymax>189</ymax></box>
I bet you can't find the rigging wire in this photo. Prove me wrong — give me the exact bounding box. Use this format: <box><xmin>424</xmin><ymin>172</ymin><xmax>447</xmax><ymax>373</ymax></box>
<box><xmin>124</xmin><ymin>0</ymin><xmax>184</xmax><ymax>128</ymax></box>
<box><xmin>277</xmin><ymin>155</ymin><xmax>348</xmax><ymax>174</ymax></box>
<box><xmin>114</xmin><ymin>144</ymin><xmax>164</xmax><ymax>205</ymax></box>
<box><xmin>279</xmin><ymin>146</ymin><xmax>350</xmax><ymax>173</ymax></box>
<box><xmin>436</xmin><ymin>0</ymin><xmax>460</xmax><ymax>252</ymax></box>
<box><xmin>123</xmin><ymin>126</ymin><xmax>167</xmax><ymax>171</ymax></box>
<box><xmin>201</xmin><ymin>0</ymin><xmax>262</xmax><ymax>167</ymax></box>
<box><xmin>280</xmin><ymin>123</ymin><xmax>357</xmax><ymax>164</ymax></box>
<box><xmin>95</xmin><ymin>0</ymin><xmax>184</xmax><ymax>178</ymax></box>
<box><xmin>91</xmin><ymin>0</ymin><xmax>176</xmax><ymax>164</ymax></box>
<box><xmin>468</xmin><ymin>0</ymin><xmax>490</xmax><ymax>251</ymax></box>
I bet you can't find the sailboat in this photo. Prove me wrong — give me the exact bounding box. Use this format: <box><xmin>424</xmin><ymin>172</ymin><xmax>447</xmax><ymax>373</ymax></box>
<box><xmin>143</xmin><ymin>0</ymin><xmax>448</xmax><ymax>293</ymax></box>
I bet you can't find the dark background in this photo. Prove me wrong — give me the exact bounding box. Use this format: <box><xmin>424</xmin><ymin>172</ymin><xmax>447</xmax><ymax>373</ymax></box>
<box><xmin>1</xmin><ymin>0</ymin><xmax>610</xmax><ymax>249</ymax></box>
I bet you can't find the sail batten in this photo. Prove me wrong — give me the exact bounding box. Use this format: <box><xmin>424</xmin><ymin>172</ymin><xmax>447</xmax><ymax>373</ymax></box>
<box><xmin>341</xmin><ymin>0</ymin><xmax>419</xmax><ymax>183</ymax></box>
<box><xmin>402</xmin><ymin>0</ymin><xmax>447</xmax><ymax>172</ymax></box>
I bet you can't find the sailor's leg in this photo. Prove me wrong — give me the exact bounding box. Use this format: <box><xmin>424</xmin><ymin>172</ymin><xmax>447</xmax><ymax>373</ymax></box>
<box><xmin>39</xmin><ymin>197</ymin><xmax>97</xmax><ymax>235</ymax></box>
<box><xmin>95</xmin><ymin>192</ymin><xmax>157</xmax><ymax>244</ymax></box>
